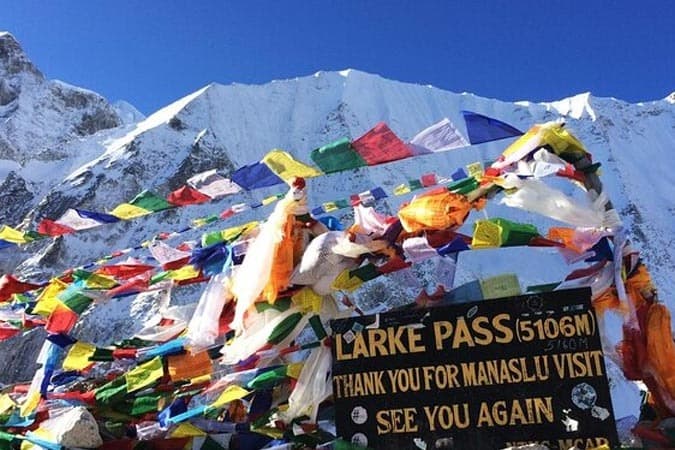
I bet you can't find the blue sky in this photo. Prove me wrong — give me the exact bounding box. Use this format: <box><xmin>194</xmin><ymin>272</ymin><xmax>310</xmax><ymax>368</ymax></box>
<box><xmin>3</xmin><ymin>0</ymin><xmax>673</xmax><ymax>114</ymax></box>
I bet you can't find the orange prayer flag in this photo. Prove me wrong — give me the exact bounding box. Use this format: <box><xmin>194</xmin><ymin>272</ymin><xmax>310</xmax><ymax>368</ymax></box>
<box><xmin>167</xmin><ymin>351</ymin><xmax>213</xmax><ymax>382</ymax></box>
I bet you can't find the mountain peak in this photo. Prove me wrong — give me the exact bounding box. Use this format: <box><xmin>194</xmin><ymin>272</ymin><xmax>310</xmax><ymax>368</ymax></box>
<box><xmin>666</xmin><ymin>92</ymin><xmax>675</xmax><ymax>104</ymax></box>
<box><xmin>545</xmin><ymin>91</ymin><xmax>597</xmax><ymax>120</ymax></box>
<box><xmin>0</xmin><ymin>31</ymin><xmax>42</xmax><ymax>78</ymax></box>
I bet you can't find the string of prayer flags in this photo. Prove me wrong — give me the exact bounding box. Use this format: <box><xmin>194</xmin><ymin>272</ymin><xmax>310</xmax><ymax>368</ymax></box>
<box><xmin>2</xmin><ymin>114</ymin><xmax>524</xmax><ymax>251</ymax></box>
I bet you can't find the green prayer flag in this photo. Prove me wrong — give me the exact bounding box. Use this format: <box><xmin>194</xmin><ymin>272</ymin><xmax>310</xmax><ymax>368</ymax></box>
<box><xmin>255</xmin><ymin>297</ymin><xmax>291</xmax><ymax>313</ymax></box>
<box><xmin>447</xmin><ymin>176</ymin><xmax>479</xmax><ymax>195</ymax></box>
<box><xmin>247</xmin><ymin>366</ymin><xmax>288</xmax><ymax>389</ymax></box>
<box><xmin>310</xmin><ymin>138</ymin><xmax>366</xmax><ymax>174</ymax></box>
<box><xmin>125</xmin><ymin>356</ymin><xmax>164</xmax><ymax>393</ymax></box>
<box><xmin>118</xmin><ymin>394</ymin><xmax>162</xmax><ymax>416</ymax></box>
<box><xmin>267</xmin><ymin>312</ymin><xmax>303</xmax><ymax>345</ymax></box>
<box><xmin>58</xmin><ymin>289</ymin><xmax>93</xmax><ymax>314</ymax></box>
<box><xmin>350</xmin><ymin>264</ymin><xmax>380</xmax><ymax>282</ymax></box>
<box><xmin>308</xmin><ymin>315</ymin><xmax>327</xmax><ymax>340</ymax></box>
<box><xmin>334</xmin><ymin>199</ymin><xmax>350</xmax><ymax>209</ymax></box>
<box><xmin>408</xmin><ymin>179</ymin><xmax>423</xmax><ymax>190</ymax></box>
<box><xmin>129</xmin><ymin>190</ymin><xmax>173</xmax><ymax>212</ymax></box>
<box><xmin>202</xmin><ymin>230</ymin><xmax>225</xmax><ymax>247</ymax></box>
<box><xmin>493</xmin><ymin>218</ymin><xmax>539</xmax><ymax>246</ymax></box>
<box><xmin>90</xmin><ymin>348</ymin><xmax>114</xmax><ymax>362</ymax></box>
<box><xmin>95</xmin><ymin>377</ymin><xmax>128</xmax><ymax>406</ymax></box>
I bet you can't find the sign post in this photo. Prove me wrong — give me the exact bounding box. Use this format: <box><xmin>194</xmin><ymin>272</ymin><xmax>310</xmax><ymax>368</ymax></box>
<box><xmin>331</xmin><ymin>288</ymin><xmax>619</xmax><ymax>450</ymax></box>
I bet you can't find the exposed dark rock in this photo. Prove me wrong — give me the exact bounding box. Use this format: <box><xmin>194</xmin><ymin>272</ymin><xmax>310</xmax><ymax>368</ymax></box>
<box><xmin>0</xmin><ymin>171</ymin><xmax>34</xmax><ymax>224</ymax></box>
<box><xmin>0</xmin><ymin>32</ymin><xmax>43</xmax><ymax>78</ymax></box>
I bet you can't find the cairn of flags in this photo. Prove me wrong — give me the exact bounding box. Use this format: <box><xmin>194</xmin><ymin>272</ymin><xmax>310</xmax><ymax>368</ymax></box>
<box><xmin>0</xmin><ymin>112</ymin><xmax>673</xmax><ymax>450</ymax></box>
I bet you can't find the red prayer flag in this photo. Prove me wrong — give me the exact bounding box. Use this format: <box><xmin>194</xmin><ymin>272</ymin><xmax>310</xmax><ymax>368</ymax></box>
<box><xmin>351</xmin><ymin>122</ymin><xmax>413</xmax><ymax>165</ymax></box>
<box><xmin>0</xmin><ymin>274</ymin><xmax>42</xmax><ymax>302</ymax></box>
<box><xmin>46</xmin><ymin>305</ymin><xmax>78</xmax><ymax>334</ymax></box>
<box><xmin>112</xmin><ymin>348</ymin><xmax>138</xmax><ymax>359</ymax></box>
<box><xmin>220</xmin><ymin>208</ymin><xmax>235</xmax><ymax>219</ymax></box>
<box><xmin>167</xmin><ymin>185</ymin><xmax>212</xmax><ymax>206</ymax></box>
<box><xmin>108</xmin><ymin>278</ymin><xmax>149</xmax><ymax>297</ymax></box>
<box><xmin>37</xmin><ymin>219</ymin><xmax>76</xmax><ymax>237</ymax></box>
<box><xmin>421</xmin><ymin>173</ymin><xmax>437</xmax><ymax>187</ymax></box>
<box><xmin>0</xmin><ymin>324</ymin><xmax>20</xmax><ymax>340</ymax></box>
<box><xmin>96</xmin><ymin>264</ymin><xmax>154</xmax><ymax>279</ymax></box>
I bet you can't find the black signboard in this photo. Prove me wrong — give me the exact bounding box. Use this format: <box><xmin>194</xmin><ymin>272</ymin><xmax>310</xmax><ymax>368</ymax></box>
<box><xmin>331</xmin><ymin>288</ymin><xmax>619</xmax><ymax>450</ymax></box>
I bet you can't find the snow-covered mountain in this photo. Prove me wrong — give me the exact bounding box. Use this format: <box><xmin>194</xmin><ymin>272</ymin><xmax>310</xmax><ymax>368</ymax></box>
<box><xmin>0</xmin><ymin>31</ymin><xmax>124</xmax><ymax>229</ymax></box>
<box><xmin>0</xmin><ymin>34</ymin><xmax>673</xmax><ymax>383</ymax></box>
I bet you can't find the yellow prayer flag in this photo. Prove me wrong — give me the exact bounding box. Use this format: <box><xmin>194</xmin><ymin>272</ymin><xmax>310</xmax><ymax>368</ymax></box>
<box><xmin>0</xmin><ymin>393</ymin><xmax>15</xmax><ymax>415</ymax></box>
<box><xmin>20</xmin><ymin>427</ymin><xmax>56</xmax><ymax>450</ymax></box>
<box><xmin>262</xmin><ymin>195</ymin><xmax>279</xmax><ymax>206</ymax></box>
<box><xmin>125</xmin><ymin>357</ymin><xmax>164</xmax><ymax>392</ymax></box>
<box><xmin>471</xmin><ymin>220</ymin><xmax>503</xmax><ymax>249</ymax></box>
<box><xmin>33</xmin><ymin>279</ymin><xmax>68</xmax><ymax>317</ymax></box>
<box><xmin>0</xmin><ymin>225</ymin><xmax>27</xmax><ymax>244</ymax></box>
<box><xmin>502</xmin><ymin>125</ymin><xmax>542</xmax><ymax>160</ymax></box>
<box><xmin>322</xmin><ymin>202</ymin><xmax>338</xmax><ymax>212</ymax></box>
<box><xmin>62</xmin><ymin>341</ymin><xmax>96</xmax><ymax>371</ymax></box>
<box><xmin>393</xmin><ymin>184</ymin><xmax>411</xmax><ymax>196</ymax></box>
<box><xmin>286</xmin><ymin>363</ymin><xmax>304</xmax><ymax>380</ymax></box>
<box><xmin>209</xmin><ymin>384</ymin><xmax>250</xmax><ymax>409</ymax></box>
<box><xmin>110</xmin><ymin>203</ymin><xmax>151</xmax><ymax>220</ymax></box>
<box><xmin>169</xmin><ymin>422</ymin><xmax>207</xmax><ymax>438</ymax></box>
<box><xmin>262</xmin><ymin>149</ymin><xmax>323</xmax><ymax>181</ymax></box>
<box><xmin>189</xmin><ymin>374</ymin><xmax>212</xmax><ymax>386</ymax></box>
<box><xmin>167</xmin><ymin>265</ymin><xmax>200</xmax><ymax>281</ymax></box>
<box><xmin>466</xmin><ymin>161</ymin><xmax>484</xmax><ymax>180</ymax></box>
<box><xmin>479</xmin><ymin>274</ymin><xmax>521</xmax><ymax>300</ymax></box>
<box><xmin>20</xmin><ymin>390</ymin><xmax>40</xmax><ymax>418</ymax></box>
<box><xmin>84</xmin><ymin>273</ymin><xmax>117</xmax><ymax>289</ymax></box>
<box><xmin>291</xmin><ymin>287</ymin><xmax>322</xmax><ymax>313</ymax></box>
<box><xmin>331</xmin><ymin>269</ymin><xmax>364</xmax><ymax>293</ymax></box>
<box><xmin>541</xmin><ymin>125</ymin><xmax>588</xmax><ymax>158</ymax></box>
<box><xmin>221</xmin><ymin>221</ymin><xmax>258</xmax><ymax>242</ymax></box>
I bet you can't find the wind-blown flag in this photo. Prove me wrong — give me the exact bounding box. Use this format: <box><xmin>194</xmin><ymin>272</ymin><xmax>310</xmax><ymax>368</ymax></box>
<box><xmin>167</xmin><ymin>186</ymin><xmax>211</xmax><ymax>206</ymax></box>
<box><xmin>54</xmin><ymin>208</ymin><xmax>116</xmax><ymax>232</ymax></box>
<box><xmin>310</xmin><ymin>137</ymin><xmax>366</xmax><ymax>174</ymax></box>
<box><xmin>231</xmin><ymin>162</ymin><xmax>284</xmax><ymax>190</ymax></box>
<box><xmin>262</xmin><ymin>149</ymin><xmax>323</xmax><ymax>181</ymax></box>
<box><xmin>0</xmin><ymin>225</ymin><xmax>26</xmax><ymax>244</ymax></box>
<box><xmin>37</xmin><ymin>219</ymin><xmax>75</xmax><ymax>237</ymax></box>
<box><xmin>409</xmin><ymin>118</ymin><xmax>469</xmax><ymax>154</ymax></box>
<box><xmin>0</xmin><ymin>275</ymin><xmax>41</xmax><ymax>302</ymax></box>
<box><xmin>461</xmin><ymin>111</ymin><xmax>523</xmax><ymax>145</ymax></box>
<box><xmin>187</xmin><ymin>169</ymin><xmax>242</xmax><ymax>199</ymax></box>
<box><xmin>351</xmin><ymin>122</ymin><xmax>413</xmax><ymax>165</ymax></box>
